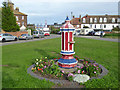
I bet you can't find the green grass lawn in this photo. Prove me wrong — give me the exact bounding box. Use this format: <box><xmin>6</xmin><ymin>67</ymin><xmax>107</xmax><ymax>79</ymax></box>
<box><xmin>103</xmin><ymin>33</ymin><xmax>120</xmax><ymax>39</ymax></box>
<box><xmin>2</xmin><ymin>37</ymin><xmax>118</xmax><ymax>88</ymax></box>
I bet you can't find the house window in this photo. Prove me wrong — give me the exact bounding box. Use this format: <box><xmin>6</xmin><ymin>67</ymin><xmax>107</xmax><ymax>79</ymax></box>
<box><xmin>16</xmin><ymin>16</ymin><xmax>18</xmax><ymax>21</ymax></box>
<box><xmin>83</xmin><ymin>18</ymin><xmax>86</xmax><ymax>23</ymax></box>
<box><xmin>100</xmin><ymin>25</ymin><xmax>102</xmax><ymax>28</ymax></box>
<box><xmin>22</xmin><ymin>22</ymin><xmax>24</xmax><ymax>26</ymax></box>
<box><xmin>112</xmin><ymin>25</ymin><xmax>114</xmax><ymax>28</ymax></box>
<box><xmin>17</xmin><ymin>22</ymin><xmax>20</xmax><ymax>26</ymax></box>
<box><xmin>104</xmin><ymin>25</ymin><xmax>106</xmax><ymax>28</ymax></box>
<box><xmin>22</xmin><ymin>16</ymin><xmax>24</xmax><ymax>20</ymax></box>
<box><xmin>90</xmin><ymin>18</ymin><xmax>93</xmax><ymax>23</ymax></box>
<box><xmin>77</xmin><ymin>25</ymin><xmax>79</xmax><ymax>28</ymax></box>
<box><xmin>117</xmin><ymin>18</ymin><xmax>120</xmax><ymax>22</ymax></box>
<box><xmin>104</xmin><ymin>18</ymin><xmax>107</xmax><ymax>22</ymax></box>
<box><xmin>112</xmin><ymin>18</ymin><xmax>115</xmax><ymax>23</ymax></box>
<box><xmin>99</xmin><ymin>18</ymin><xmax>102</xmax><ymax>23</ymax></box>
<box><xmin>90</xmin><ymin>24</ymin><xmax>92</xmax><ymax>28</ymax></box>
<box><xmin>94</xmin><ymin>18</ymin><xmax>97</xmax><ymax>23</ymax></box>
<box><xmin>95</xmin><ymin>25</ymin><xmax>96</xmax><ymax>28</ymax></box>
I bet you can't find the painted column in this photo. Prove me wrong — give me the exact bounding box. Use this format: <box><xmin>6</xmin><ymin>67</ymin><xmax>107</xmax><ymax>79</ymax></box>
<box><xmin>58</xmin><ymin>17</ymin><xmax>77</xmax><ymax>69</ymax></box>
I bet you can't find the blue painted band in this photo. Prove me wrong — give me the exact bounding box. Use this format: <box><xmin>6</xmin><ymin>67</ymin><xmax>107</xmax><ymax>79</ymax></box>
<box><xmin>61</xmin><ymin>51</ymin><xmax>75</xmax><ymax>54</ymax></box>
<box><xmin>58</xmin><ymin>58</ymin><xmax>77</xmax><ymax>64</ymax></box>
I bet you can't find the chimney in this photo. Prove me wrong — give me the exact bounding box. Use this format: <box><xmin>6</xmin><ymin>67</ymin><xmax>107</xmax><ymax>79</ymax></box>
<box><xmin>73</xmin><ymin>16</ymin><xmax>75</xmax><ymax>18</ymax></box>
<box><xmin>15</xmin><ymin>7</ymin><xmax>19</xmax><ymax>12</ymax></box>
<box><xmin>86</xmin><ymin>14</ymin><xmax>88</xmax><ymax>17</ymax></box>
<box><xmin>79</xmin><ymin>15</ymin><xmax>81</xmax><ymax>18</ymax></box>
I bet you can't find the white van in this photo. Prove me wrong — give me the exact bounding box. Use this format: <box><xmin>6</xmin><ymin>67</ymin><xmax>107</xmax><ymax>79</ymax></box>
<box><xmin>33</xmin><ymin>31</ymin><xmax>44</xmax><ymax>38</ymax></box>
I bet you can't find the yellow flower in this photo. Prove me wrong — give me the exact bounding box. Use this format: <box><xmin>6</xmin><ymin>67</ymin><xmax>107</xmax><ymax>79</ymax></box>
<box><xmin>36</xmin><ymin>59</ymin><xmax>39</xmax><ymax>61</ymax></box>
<box><xmin>39</xmin><ymin>60</ymin><xmax>42</xmax><ymax>62</ymax></box>
<box><xmin>45</xmin><ymin>57</ymin><xmax>47</xmax><ymax>59</ymax></box>
<box><xmin>31</xmin><ymin>67</ymin><xmax>34</xmax><ymax>70</ymax></box>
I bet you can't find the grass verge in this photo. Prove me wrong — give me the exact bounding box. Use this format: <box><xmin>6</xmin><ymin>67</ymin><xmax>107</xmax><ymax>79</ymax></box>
<box><xmin>2</xmin><ymin>37</ymin><xmax>118</xmax><ymax>88</ymax></box>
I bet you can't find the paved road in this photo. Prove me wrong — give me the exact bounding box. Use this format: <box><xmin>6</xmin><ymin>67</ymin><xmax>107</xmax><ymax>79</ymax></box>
<box><xmin>0</xmin><ymin>34</ymin><xmax>119</xmax><ymax>46</ymax></box>
<box><xmin>76</xmin><ymin>35</ymin><xmax>119</xmax><ymax>42</ymax></box>
<box><xmin>0</xmin><ymin>34</ymin><xmax>61</xmax><ymax>46</ymax></box>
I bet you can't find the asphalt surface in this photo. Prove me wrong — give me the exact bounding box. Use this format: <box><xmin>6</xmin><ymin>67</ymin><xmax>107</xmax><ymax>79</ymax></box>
<box><xmin>0</xmin><ymin>34</ymin><xmax>119</xmax><ymax>46</ymax></box>
<box><xmin>0</xmin><ymin>34</ymin><xmax>61</xmax><ymax>46</ymax></box>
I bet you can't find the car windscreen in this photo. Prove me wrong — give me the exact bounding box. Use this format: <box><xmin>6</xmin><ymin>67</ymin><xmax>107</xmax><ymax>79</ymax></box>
<box><xmin>21</xmin><ymin>34</ymin><xmax>27</xmax><ymax>36</ymax></box>
<box><xmin>44</xmin><ymin>31</ymin><xmax>49</xmax><ymax>32</ymax></box>
<box><xmin>34</xmin><ymin>31</ymin><xmax>38</xmax><ymax>34</ymax></box>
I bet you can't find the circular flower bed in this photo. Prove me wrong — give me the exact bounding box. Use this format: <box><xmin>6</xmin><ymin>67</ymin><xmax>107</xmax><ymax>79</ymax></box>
<box><xmin>31</xmin><ymin>56</ymin><xmax>102</xmax><ymax>83</ymax></box>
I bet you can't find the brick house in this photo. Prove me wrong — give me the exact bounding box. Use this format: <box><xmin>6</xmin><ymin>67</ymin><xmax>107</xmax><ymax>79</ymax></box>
<box><xmin>70</xmin><ymin>15</ymin><xmax>81</xmax><ymax>28</ymax></box>
<box><xmin>8</xmin><ymin>1</ymin><xmax>28</xmax><ymax>28</ymax></box>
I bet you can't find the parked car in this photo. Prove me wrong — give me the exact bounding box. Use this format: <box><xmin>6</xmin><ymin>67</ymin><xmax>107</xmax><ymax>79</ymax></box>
<box><xmin>88</xmin><ymin>31</ymin><xmax>95</xmax><ymax>36</ymax></box>
<box><xmin>80</xmin><ymin>28</ymin><xmax>94</xmax><ymax>35</ymax></box>
<box><xmin>18</xmin><ymin>34</ymin><xmax>33</xmax><ymax>40</ymax></box>
<box><xmin>94</xmin><ymin>31</ymin><xmax>105</xmax><ymax>36</ymax></box>
<box><xmin>0</xmin><ymin>33</ymin><xmax>17</xmax><ymax>42</ymax></box>
<box><xmin>74</xmin><ymin>29</ymin><xmax>81</xmax><ymax>36</ymax></box>
<box><xmin>33</xmin><ymin>31</ymin><xmax>44</xmax><ymax>38</ymax></box>
<box><xmin>57</xmin><ymin>31</ymin><xmax>61</xmax><ymax>35</ymax></box>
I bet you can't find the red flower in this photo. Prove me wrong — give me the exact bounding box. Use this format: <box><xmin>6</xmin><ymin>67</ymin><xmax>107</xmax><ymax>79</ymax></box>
<box><xmin>38</xmin><ymin>68</ymin><xmax>42</xmax><ymax>71</ymax></box>
<box><xmin>76</xmin><ymin>58</ymin><xmax>77</xmax><ymax>60</ymax></box>
<box><xmin>86</xmin><ymin>61</ymin><xmax>88</xmax><ymax>63</ymax></box>
<box><xmin>82</xmin><ymin>71</ymin><xmax>84</xmax><ymax>74</ymax></box>
<box><xmin>54</xmin><ymin>58</ymin><xmax>56</xmax><ymax>60</ymax></box>
<box><xmin>58</xmin><ymin>58</ymin><xmax>60</xmax><ymax>59</ymax></box>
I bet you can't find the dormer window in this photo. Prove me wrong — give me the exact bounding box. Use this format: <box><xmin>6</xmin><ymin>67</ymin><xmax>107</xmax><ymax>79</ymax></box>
<box><xmin>117</xmin><ymin>18</ymin><xmax>120</xmax><ymax>22</ymax></box>
<box><xmin>83</xmin><ymin>18</ymin><xmax>86</xmax><ymax>23</ymax></box>
<box><xmin>94</xmin><ymin>18</ymin><xmax>97</xmax><ymax>23</ymax></box>
<box><xmin>104</xmin><ymin>18</ymin><xmax>107</xmax><ymax>22</ymax></box>
<box><xmin>112</xmin><ymin>18</ymin><xmax>115</xmax><ymax>23</ymax></box>
<box><xmin>90</xmin><ymin>18</ymin><xmax>93</xmax><ymax>23</ymax></box>
<box><xmin>99</xmin><ymin>18</ymin><xmax>102</xmax><ymax>23</ymax></box>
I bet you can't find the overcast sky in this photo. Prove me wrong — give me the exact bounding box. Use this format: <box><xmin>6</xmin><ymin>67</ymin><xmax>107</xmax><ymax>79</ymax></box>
<box><xmin>0</xmin><ymin>0</ymin><xmax>119</xmax><ymax>25</ymax></box>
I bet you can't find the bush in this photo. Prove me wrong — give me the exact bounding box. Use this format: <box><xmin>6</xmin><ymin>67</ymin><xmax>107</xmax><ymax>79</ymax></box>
<box><xmin>112</xmin><ymin>26</ymin><xmax>120</xmax><ymax>31</ymax></box>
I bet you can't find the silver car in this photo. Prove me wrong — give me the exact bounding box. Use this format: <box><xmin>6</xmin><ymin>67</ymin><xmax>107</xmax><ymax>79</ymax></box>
<box><xmin>0</xmin><ymin>33</ymin><xmax>18</xmax><ymax>42</ymax></box>
<box><xmin>18</xmin><ymin>34</ymin><xmax>33</xmax><ymax>40</ymax></box>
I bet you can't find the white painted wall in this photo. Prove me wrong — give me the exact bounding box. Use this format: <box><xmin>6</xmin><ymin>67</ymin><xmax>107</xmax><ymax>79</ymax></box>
<box><xmin>81</xmin><ymin>24</ymin><xmax>119</xmax><ymax>31</ymax></box>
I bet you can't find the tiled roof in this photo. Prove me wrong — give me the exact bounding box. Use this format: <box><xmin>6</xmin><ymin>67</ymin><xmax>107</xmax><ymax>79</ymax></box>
<box><xmin>13</xmin><ymin>10</ymin><xmax>27</xmax><ymax>16</ymax></box>
<box><xmin>70</xmin><ymin>18</ymin><xmax>81</xmax><ymax>25</ymax></box>
<box><xmin>82</xmin><ymin>15</ymin><xmax>120</xmax><ymax>18</ymax></box>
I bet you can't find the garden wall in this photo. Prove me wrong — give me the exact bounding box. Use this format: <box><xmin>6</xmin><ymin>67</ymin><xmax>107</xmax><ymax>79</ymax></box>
<box><xmin>0</xmin><ymin>30</ymin><xmax>28</xmax><ymax>37</ymax></box>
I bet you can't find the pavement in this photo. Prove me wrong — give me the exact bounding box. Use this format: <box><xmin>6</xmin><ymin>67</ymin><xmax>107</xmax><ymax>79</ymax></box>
<box><xmin>0</xmin><ymin>34</ymin><xmax>119</xmax><ymax>46</ymax></box>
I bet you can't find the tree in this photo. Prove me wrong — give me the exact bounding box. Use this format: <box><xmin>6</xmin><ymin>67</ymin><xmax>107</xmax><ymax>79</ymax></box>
<box><xmin>2</xmin><ymin>2</ymin><xmax>20</xmax><ymax>32</ymax></box>
<box><xmin>0</xmin><ymin>8</ymin><xmax>2</xmax><ymax>32</ymax></box>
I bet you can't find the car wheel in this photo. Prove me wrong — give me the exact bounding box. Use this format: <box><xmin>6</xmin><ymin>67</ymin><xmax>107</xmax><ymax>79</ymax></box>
<box><xmin>14</xmin><ymin>38</ymin><xmax>17</xmax><ymax>41</ymax></box>
<box><xmin>39</xmin><ymin>36</ymin><xmax>41</xmax><ymax>38</ymax></box>
<box><xmin>26</xmin><ymin>37</ymin><xmax>28</xmax><ymax>40</ymax></box>
<box><xmin>2</xmin><ymin>38</ymin><xmax>6</xmax><ymax>42</ymax></box>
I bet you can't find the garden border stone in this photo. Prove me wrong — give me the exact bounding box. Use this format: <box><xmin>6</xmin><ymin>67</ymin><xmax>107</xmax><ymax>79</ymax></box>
<box><xmin>27</xmin><ymin>63</ymin><xmax>109</xmax><ymax>84</ymax></box>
